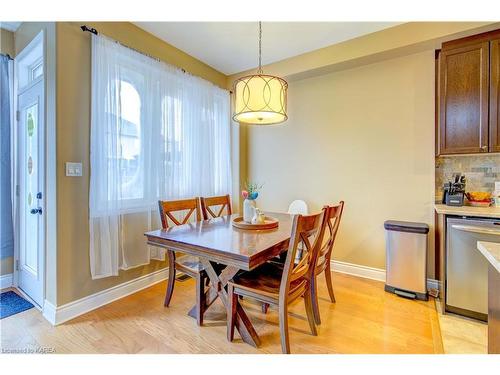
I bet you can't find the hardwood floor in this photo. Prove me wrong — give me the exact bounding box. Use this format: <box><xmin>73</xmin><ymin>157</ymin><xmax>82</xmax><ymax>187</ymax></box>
<box><xmin>435</xmin><ymin>300</ymin><xmax>487</xmax><ymax>354</ymax></box>
<box><xmin>0</xmin><ymin>272</ymin><xmax>443</xmax><ymax>354</ymax></box>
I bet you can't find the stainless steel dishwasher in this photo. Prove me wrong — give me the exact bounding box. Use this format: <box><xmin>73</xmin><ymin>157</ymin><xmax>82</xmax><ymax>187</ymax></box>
<box><xmin>446</xmin><ymin>217</ymin><xmax>500</xmax><ymax>321</ymax></box>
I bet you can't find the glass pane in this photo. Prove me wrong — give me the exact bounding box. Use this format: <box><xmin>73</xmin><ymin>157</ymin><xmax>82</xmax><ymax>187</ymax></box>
<box><xmin>24</xmin><ymin>103</ymin><xmax>39</xmax><ymax>273</ymax></box>
<box><xmin>31</xmin><ymin>62</ymin><xmax>43</xmax><ymax>81</ymax></box>
<box><xmin>107</xmin><ymin>79</ymin><xmax>143</xmax><ymax>201</ymax></box>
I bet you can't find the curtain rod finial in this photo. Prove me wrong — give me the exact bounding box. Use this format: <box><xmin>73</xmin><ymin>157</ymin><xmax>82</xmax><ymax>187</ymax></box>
<box><xmin>81</xmin><ymin>25</ymin><xmax>98</xmax><ymax>35</ymax></box>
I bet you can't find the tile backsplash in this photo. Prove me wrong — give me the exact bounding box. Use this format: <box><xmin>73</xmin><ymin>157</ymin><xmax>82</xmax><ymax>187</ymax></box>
<box><xmin>435</xmin><ymin>154</ymin><xmax>500</xmax><ymax>200</ymax></box>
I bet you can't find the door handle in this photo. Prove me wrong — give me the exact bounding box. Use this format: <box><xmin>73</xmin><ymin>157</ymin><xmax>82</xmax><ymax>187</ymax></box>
<box><xmin>451</xmin><ymin>224</ymin><xmax>500</xmax><ymax>236</ymax></box>
<box><xmin>30</xmin><ymin>207</ymin><xmax>43</xmax><ymax>215</ymax></box>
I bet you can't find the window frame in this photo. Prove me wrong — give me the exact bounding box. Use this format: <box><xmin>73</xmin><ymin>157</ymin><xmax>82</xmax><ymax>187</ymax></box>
<box><xmin>29</xmin><ymin>59</ymin><xmax>43</xmax><ymax>82</ymax></box>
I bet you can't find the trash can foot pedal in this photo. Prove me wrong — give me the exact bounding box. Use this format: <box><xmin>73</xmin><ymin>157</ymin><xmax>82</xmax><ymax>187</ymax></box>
<box><xmin>394</xmin><ymin>289</ymin><xmax>416</xmax><ymax>299</ymax></box>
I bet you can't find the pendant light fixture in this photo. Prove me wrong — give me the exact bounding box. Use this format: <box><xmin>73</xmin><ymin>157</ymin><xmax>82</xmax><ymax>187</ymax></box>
<box><xmin>232</xmin><ymin>22</ymin><xmax>288</xmax><ymax>125</ymax></box>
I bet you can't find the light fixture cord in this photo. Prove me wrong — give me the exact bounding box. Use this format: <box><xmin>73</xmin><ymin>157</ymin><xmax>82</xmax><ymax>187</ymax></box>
<box><xmin>258</xmin><ymin>21</ymin><xmax>263</xmax><ymax>74</ymax></box>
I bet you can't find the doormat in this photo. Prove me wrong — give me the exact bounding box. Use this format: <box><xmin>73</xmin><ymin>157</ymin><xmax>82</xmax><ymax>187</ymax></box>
<box><xmin>0</xmin><ymin>291</ymin><xmax>34</xmax><ymax>319</ymax></box>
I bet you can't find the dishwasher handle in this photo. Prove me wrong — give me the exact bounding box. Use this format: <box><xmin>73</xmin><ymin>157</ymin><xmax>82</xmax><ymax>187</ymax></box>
<box><xmin>451</xmin><ymin>224</ymin><xmax>500</xmax><ymax>236</ymax></box>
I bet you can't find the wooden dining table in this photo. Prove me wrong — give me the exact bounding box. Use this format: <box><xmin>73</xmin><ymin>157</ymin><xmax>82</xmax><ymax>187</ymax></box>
<box><xmin>144</xmin><ymin>212</ymin><xmax>293</xmax><ymax>347</ymax></box>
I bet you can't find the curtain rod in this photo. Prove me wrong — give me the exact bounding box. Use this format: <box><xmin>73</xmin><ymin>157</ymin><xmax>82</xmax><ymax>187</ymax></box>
<box><xmin>80</xmin><ymin>24</ymin><xmax>186</xmax><ymax>73</ymax></box>
<box><xmin>80</xmin><ymin>24</ymin><xmax>232</xmax><ymax>93</ymax></box>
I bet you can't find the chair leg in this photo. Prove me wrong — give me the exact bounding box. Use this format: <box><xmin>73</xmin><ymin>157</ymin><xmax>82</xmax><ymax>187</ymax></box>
<box><xmin>304</xmin><ymin>288</ymin><xmax>318</xmax><ymax>336</ymax></box>
<box><xmin>278</xmin><ymin>303</ymin><xmax>291</xmax><ymax>354</ymax></box>
<box><xmin>325</xmin><ymin>263</ymin><xmax>336</xmax><ymax>303</ymax></box>
<box><xmin>195</xmin><ymin>274</ymin><xmax>205</xmax><ymax>326</ymax></box>
<box><xmin>261</xmin><ymin>303</ymin><xmax>269</xmax><ymax>314</ymax></box>
<box><xmin>310</xmin><ymin>275</ymin><xmax>321</xmax><ymax>325</ymax></box>
<box><xmin>164</xmin><ymin>250</ymin><xmax>176</xmax><ymax>307</ymax></box>
<box><xmin>227</xmin><ymin>284</ymin><xmax>237</xmax><ymax>342</ymax></box>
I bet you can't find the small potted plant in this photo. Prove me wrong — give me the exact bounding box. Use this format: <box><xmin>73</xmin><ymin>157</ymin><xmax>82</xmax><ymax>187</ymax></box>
<box><xmin>242</xmin><ymin>182</ymin><xmax>262</xmax><ymax>223</ymax></box>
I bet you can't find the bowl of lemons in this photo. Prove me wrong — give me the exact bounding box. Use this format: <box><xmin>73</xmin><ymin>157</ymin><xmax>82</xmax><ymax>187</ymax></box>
<box><xmin>465</xmin><ymin>191</ymin><xmax>492</xmax><ymax>207</ymax></box>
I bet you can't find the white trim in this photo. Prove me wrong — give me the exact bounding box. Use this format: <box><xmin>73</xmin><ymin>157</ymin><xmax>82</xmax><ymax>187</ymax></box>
<box><xmin>0</xmin><ymin>273</ymin><xmax>13</xmax><ymax>289</ymax></box>
<box><xmin>331</xmin><ymin>260</ymin><xmax>386</xmax><ymax>282</ymax></box>
<box><xmin>331</xmin><ymin>260</ymin><xmax>439</xmax><ymax>291</ymax></box>
<box><xmin>42</xmin><ymin>299</ymin><xmax>56</xmax><ymax>324</ymax></box>
<box><xmin>42</xmin><ymin>268</ymin><xmax>168</xmax><ymax>326</ymax></box>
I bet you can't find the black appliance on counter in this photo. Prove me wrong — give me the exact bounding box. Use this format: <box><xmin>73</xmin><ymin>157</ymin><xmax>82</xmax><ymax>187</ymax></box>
<box><xmin>442</xmin><ymin>174</ymin><xmax>466</xmax><ymax>206</ymax></box>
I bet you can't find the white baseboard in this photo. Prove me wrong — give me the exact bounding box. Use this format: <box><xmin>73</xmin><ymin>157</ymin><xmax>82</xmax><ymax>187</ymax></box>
<box><xmin>42</xmin><ymin>300</ymin><xmax>57</xmax><ymax>325</ymax></box>
<box><xmin>43</xmin><ymin>267</ymin><xmax>168</xmax><ymax>326</ymax></box>
<box><xmin>0</xmin><ymin>273</ymin><xmax>13</xmax><ymax>289</ymax></box>
<box><xmin>331</xmin><ymin>260</ymin><xmax>386</xmax><ymax>282</ymax></box>
<box><xmin>330</xmin><ymin>260</ymin><xmax>439</xmax><ymax>292</ymax></box>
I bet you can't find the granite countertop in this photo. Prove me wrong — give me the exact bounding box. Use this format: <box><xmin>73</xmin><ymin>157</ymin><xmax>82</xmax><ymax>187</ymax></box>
<box><xmin>477</xmin><ymin>242</ymin><xmax>500</xmax><ymax>273</ymax></box>
<box><xmin>435</xmin><ymin>204</ymin><xmax>500</xmax><ymax>218</ymax></box>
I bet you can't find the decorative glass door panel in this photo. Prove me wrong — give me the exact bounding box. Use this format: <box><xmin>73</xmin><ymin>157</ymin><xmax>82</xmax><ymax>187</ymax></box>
<box><xmin>18</xmin><ymin>79</ymin><xmax>44</xmax><ymax>307</ymax></box>
<box><xmin>24</xmin><ymin>103</ymin><xmax>39</xmax><ymax>273</ymax></box>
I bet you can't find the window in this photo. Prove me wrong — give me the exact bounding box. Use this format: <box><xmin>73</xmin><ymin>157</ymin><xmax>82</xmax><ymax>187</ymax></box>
<box><xmin>16</xmin><ymin>36</ymin><xmax>43</xmax><ymax>91</ymax></box>
<box><xmin>108</xmin><ymin>79</ymin><xmax>143</xmax><ymax>201</ymax></box>
<box><xmin>30</xmin><ymin>60</ymin><xmax>43</xmax><ymax>81</ymax></box>
<box><xmin>89</xmin><ymin>33</ymin><xmax>231</xmax><ymax>278</ymax></box>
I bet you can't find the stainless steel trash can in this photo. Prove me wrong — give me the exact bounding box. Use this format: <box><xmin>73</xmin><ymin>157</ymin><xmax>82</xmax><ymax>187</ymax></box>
<box><xmin>384</xmin><ymin>220</ymin><xmax>429</xmax><ymax>301</ymax></box>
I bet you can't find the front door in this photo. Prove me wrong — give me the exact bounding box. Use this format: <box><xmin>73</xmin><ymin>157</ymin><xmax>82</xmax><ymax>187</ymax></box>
<box><xmin>17</xmin><ymin>78</ymin><xmax>44</xmax><ymax>307</ymax></box>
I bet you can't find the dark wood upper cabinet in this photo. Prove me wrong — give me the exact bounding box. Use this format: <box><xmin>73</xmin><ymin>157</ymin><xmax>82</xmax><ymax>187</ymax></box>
<box><xmin>490</xmin><ymin>38</ymin><xmax>500</xmax><ymax>152</ymax></box>
<box><xmin>439</xmin><ymin>41</ymin><xmax>490</xmax><ymax>154</ymax></box>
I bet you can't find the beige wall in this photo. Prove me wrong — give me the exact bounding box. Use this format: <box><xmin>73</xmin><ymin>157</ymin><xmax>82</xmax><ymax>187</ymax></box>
<box><xmin>0</xmin><ymin>28</ymin><xmax>14</xmax><ymax>277</ymax></box>
<box><xmin>244</xmin><ymin>50</ymin><xmax>436</xmax><ymax>275</ymax></box>
<box><xmin>0</xmin><ymin>257</ymin><xmax>13</xmax><ymax>277</ymax></box>
<box><xmin>55</xmin><ymin>22</ymin><xmax>227</xmax><ymax>305</ymax></box>
<box><xmin>0</xmin><ymin>28</ymin><xmax>14</xmax><ymax>56</ymax></box>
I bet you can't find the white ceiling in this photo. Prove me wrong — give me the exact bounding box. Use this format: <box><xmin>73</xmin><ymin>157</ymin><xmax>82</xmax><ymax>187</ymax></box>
<box><xmin>0</xmin><ymin>22</ymin><xmax>21</xmax><ymax>32</ymax></box>
<box><xmin>134</xmin><ymin>22</ymin><xmax>401</xmax><ymax>75</ymax></box>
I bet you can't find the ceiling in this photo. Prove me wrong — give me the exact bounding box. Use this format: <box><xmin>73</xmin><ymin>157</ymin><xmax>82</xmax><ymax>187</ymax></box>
<box><xmin>134</xmin><ymin>22</ymin><xmax>401</xmax><ymax>75</ymax></box>
<box><xmin>0</xmin><ymin>22</ymin><xmax>21</xmax><ymax>32</ymax></box>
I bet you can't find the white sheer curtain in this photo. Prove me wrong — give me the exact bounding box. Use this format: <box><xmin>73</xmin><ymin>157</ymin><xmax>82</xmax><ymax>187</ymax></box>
<box><xmin>90</xmin><ymin>34</ymin><xmax>231</xmax><ymax>279</ymax></box>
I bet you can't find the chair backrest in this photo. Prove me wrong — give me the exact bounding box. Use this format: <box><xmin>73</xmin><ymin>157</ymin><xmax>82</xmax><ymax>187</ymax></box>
<box><xmin>158</xmin><ymin>198</ymin><xmax>202</xmax><ymax>229</ymax></box>
<box><xmin>280</xmin><ymin>210</ymin><xmax>326</xmax><ymax>298</ymax></box>
<box><xmin>200</xmin><ymin>194</ymin><xmax>232</xmax><ymax>220</ymax></box>
<box><xmin>287</xmin><ymin>200</ymin><xmax>308</xmax><ymax>215</ymax></box>
<box><xmin>315</xmin><ymin>201</ymin><xmax>344</xmax><ymax>274</ymax></box>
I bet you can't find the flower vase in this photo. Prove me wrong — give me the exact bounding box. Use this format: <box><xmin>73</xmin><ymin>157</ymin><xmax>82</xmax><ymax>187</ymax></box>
<box><xmin>243</xmin><ymin>198</ymin><xmax>256</xmax><ymax>223</ymax></box>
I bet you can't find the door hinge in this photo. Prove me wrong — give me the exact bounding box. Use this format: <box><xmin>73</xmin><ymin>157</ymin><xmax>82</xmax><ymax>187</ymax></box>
<box><xmin>16</xmin><ymin>185</ymin><xmax>20</xmax><ymax>197</ymax></box>
<box><xmin>16</xmin><ymin>110</ymin><xmax>20</xmax><ymax>122</ymax></box>
<box><xmin>15</xmin><ymin>259</ymin><xmax>19</xmax><ymax>271</ymax></box>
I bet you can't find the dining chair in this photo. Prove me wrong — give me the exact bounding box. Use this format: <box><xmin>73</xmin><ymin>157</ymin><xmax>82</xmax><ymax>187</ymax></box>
<box><xmin>226</xmin><ymin>210</ymin><xmax>326</xmax><ymax>354</ymax></box>
<box><xmin>200</xmin><ymin>194</ymin><xmax>232</xmax><ymax>220</ymax></box>
<box><xmin>309</xmin><ymin>201</ymin><xmax>344</xmax><ymax>325</ymax></box>
<box><xmin>288</xmin><ymin>199</ymin><xmax>308</xmax><ymax>215</ymax></box>
<box><xmin>275</xmin><ymin>199</ymin><xmax>307</xmax><ymax>266</ymax></box>
<box><xmin>158</xmin><ymin>197</ymin><xmax>207</xmax><ymax>326</ymax></box>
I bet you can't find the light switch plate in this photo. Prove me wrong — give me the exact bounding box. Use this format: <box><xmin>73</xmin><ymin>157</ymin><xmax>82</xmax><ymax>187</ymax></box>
<box><xmin>66</xmin><ymin>162</ymin><xmax>82</xmax><ymax>177</ymax></box>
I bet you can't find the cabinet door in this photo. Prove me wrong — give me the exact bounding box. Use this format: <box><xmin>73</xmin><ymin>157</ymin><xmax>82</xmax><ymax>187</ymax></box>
<box><xmin>490</xmin><ymin>38</ymin><xmax>500</xmax><ymax>152</ymax></box>
<box><xmin>439</xmin><ymin>42</ymin><xmax>489</xmax><ymax>154</ymax></box>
